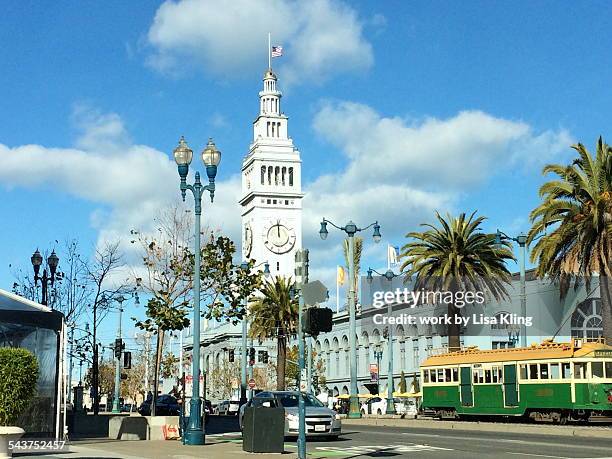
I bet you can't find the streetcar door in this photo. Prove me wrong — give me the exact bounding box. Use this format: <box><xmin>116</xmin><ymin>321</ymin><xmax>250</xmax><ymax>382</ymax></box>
<box><xmin>460</xmin><ymin>366</ymin><xmax>473</xmax><ymax>406</ymax></box>
<box><xmin>503</xmin><ymin>364</ymin><xmax>519</xmax><ymax>406</ymax></box>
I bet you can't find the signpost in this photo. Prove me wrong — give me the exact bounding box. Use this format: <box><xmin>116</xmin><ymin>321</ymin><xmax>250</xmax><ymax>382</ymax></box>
<box><xmin>370</xmin><ymin>364</ymin><xmax>379</xmax><ymax>383</ymax></box>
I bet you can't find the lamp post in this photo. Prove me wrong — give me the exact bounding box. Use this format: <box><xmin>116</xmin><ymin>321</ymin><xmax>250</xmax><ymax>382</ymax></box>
<box><xmin>239</xmin><ymin>261</ymin><xmax>270</xmax><ymax>404</ymax></box>
<box><xmin>112</xmin><ymin>296</ymin><xmax>125</xmax><ymax>414</ymax></box>
<box><xmin>173</xmin><ymin>136</ymin><xmax>221</xmax><ymax>446</ymax></box>
<box><xmin>495</xmin><ymin>230</ymin><xmax>543</xmax><ymax>348</ymax></box>
<box><xmin>31</xmin><ymin>249</ymin><xmax>59</xmax><ymax>306</ymax></box>
<box><xmin>373</xmin><ymin>344</ymin><xmax>383</xmax><ymax>396</ymax></box>
<box><xmin>319</xmin><ymin>218</ymin><xmax>381</xmax><ymax>419</ymax></box>
<box><xmin>366</xmin><ymin>268</ymin><xmax>398</xmax><ymax>414</ymax></box>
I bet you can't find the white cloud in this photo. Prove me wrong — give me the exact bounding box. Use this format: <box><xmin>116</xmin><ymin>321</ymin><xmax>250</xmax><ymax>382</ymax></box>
<box><xmin>0</xmin><ymin>107</ymin><xmax>242</xmax><ymax>270</ymax></box>
<box><xmin>146</xmin><ymin>0</ymin><xmax>373</xmax><ymax>84</ymax></box>
<box><xmin>303</xmin><ymin>101</ymin><xmax>573</xmax><ymax>279</ymax></box>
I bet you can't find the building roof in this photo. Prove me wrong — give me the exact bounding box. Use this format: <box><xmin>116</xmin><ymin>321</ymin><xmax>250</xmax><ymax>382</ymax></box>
<box><xmin>0</xmin><ymin>288</ymin><xmax>51</xmax><ymax>312</ymax></box>
<box><xmin>421</xmin><ymin>339</ymin><xmax>612</xmax><ymax>366</ymax></box>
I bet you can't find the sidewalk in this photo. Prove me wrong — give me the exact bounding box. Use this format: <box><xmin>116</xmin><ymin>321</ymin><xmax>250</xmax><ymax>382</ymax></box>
<box><xmin>342</xmin><ymin>416</ymin><xmax>612</xmax><ymax>438</ymax></box>
<box><xmin>15</xmin><ymin>435</ymin><xmax>300</xmax><ymax>459</ymax></box>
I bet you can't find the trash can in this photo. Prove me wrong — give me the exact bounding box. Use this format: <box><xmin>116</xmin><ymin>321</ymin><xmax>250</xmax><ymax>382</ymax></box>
<box><xmin>242</xmin><ymin>398</ymin><xmax>284</xmax><ymax>453</ymax></box>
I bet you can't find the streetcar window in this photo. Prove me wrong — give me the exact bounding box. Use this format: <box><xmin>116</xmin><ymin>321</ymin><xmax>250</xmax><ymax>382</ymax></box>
<box><xmin>437</xmin><ymin>369</ymin><xmax>444</xmax><ymax>382</ymax></box>
<box><xmin>520</xmin><ymin>364</ymin><xmax>527</xmax><ymax>380</ymax></box>
<box><xmin>529</xmin><ymin>364</ymin><xmax>539</xmax><ymax>379</ymax></box>
<box><xmin>591</xmin><ymin>362</ymin><xmax>604</xmax><ymax>379</ymax></box>
<box><xmin>431</xmin><ymin>370</ymin><xmax>437</xmax><ymax>383</ymax></box>
<box><xmin>473</xmin><ymin>370</ymin><xmax>478</xmax><ymax>383</ymax></box>
<box><xmin>562</xmin><ymin>362</ymin><xmax>571</xmax><ymax>379</ymax></box>
<box><xmin>498</xmin><ymin>367</ymin><xmax>504</xmax><ymax>383</ymax></box>
<box><xmin>478</xmin><ymin>369</ymin><xmax>484</xmax><ymax>383</ymax></box>
<box><xmin>550</xmin><ymin>363</ymin><xmax>560</xmax><ymax>379</ymax></box>
<box><xmin>574</xmin><ymin>362</ymin><xmax>587</xmax><ymax>379</ymax></box>
<box><xmin>445</xmin><ymin>368</ymin><xmax>452</xmax><ymax>382</ymax></box>
<box><xmin>485</xmin><ymin>369</ymin><xmax>492</xmax><ymax>383</ymax></box>
<box><xmin>606</xmin><ymin>361</ymin><xmax>612</xmax><ymax>378</ymax></box>
<box><xmin>452</xmin><ymin>367</ymin><xmax>459</xmax><ymax>382</ymax></box>
<box><xmin>424</xmin><ymin>371</ymin><xmax>429</xmax><ymax>383</ymax></box>
<box><xmin>540</xmin><ymin>363</ymin><xmax>549</xmax><ymax>379</ymax></box>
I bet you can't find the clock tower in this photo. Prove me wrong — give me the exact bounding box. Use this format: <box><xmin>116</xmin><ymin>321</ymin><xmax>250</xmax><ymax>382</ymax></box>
<box><xmin>239</xmin><ymin>68</ymin><xmax>303</xmax><ymax>278</ymax></box>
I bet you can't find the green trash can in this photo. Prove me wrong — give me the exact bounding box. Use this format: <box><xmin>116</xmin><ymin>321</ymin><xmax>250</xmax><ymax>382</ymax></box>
<box><xmin>242</xmin><ymin>398</ymin><xmax>284</xmax><ymax>453</ymax></box>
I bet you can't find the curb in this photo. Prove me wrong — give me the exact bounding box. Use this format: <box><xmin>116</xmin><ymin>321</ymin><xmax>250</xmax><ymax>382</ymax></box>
<box><xmin>341</xmin><ymin>417</ymin><xmax>610</xmax><ymax>438</ymax></box>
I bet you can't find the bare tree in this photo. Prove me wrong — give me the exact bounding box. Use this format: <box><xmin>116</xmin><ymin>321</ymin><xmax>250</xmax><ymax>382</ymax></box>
<box><xmin>88</xmin><ymin>241</ymin><xmax>129</xmax><ymax>416</ymax></box>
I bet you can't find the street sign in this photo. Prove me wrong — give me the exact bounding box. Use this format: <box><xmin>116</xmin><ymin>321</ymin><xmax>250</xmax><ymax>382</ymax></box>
<box><xmin>302</xmin><ymin>280</ymin><xmax>329</xmax><ymax>305</ymax></box>
<box><xmin>248</xmin><ymin>378</ymin><xmax>256</xmax><ymax>389</ymax></box>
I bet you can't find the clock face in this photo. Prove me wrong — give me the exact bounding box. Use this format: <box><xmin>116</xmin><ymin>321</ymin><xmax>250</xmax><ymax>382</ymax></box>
<box><xmin>264</xmin><ymin>220</ymin><xmax>296</xmax><ymax>254</ymax></box>
<box><xmin>243</xmin><ymin>223</ymin><xmax>253</xmax><ymax>257</ymax></box>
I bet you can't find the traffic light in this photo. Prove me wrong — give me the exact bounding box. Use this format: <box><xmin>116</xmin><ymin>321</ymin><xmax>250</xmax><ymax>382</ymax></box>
<box><xmin>302</xmin><ymin>307</ymin><xmax>333</xmax><ymax>335</ymax></box>
<box><xmin>114</xmin><ymin>338</ymin><xmax>124</xmax><ymax>359</ymax></box>
<box><xmin>123</xmin><ymin>351</ymin><xmax>132</xmax><ymax>369</ymax></box>
<box><xmin>228</xmin><ymin>348</ymin><xmax>235</xmax><ymax>363</ymax></box>
<box><xmin>249</xmin><ymin>347</ymin><xmax>256</xmax><ymax>365</ymax></box>
<box><xmin>312</xmin><ymin>375</ymin><xmax>319</xmax><ymax>388</ymax></box>
<box><xmin>294</xmin><ymin>249</ymin><xmax>309</xmax><ymax>286</ymax></box>
<box><xmin>262</xmin><ymin>351</ymin><xmax>269</xmax><ymax>364</ymax></box>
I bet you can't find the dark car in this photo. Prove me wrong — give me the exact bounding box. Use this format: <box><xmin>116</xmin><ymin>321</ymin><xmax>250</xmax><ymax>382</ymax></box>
<box><xmin>138</xmin><ymin>394</ymin><xmax>180</xmax><ymax>416</ymax></box>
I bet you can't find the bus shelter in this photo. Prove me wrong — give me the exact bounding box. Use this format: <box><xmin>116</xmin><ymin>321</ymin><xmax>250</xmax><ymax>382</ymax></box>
<box><xmin>0</xmin><ymin>289</ymin><xmax>64</xmax><ymax>438</ymax></box>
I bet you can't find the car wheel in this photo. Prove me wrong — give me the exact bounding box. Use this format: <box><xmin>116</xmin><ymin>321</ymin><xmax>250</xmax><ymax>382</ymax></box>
<box><xmin>377</xmin><ymin>409</ymin><xmax>382</xmax><ymax>415</ymax></box>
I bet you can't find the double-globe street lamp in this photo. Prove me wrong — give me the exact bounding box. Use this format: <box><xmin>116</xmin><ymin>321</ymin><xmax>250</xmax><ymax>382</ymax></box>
<box><xmin>319</xmin><ymin>219</ymin><xmax>381</xmax><ymax>418</ymax></box>
<box><xmin>494</xmin><ymin>230</ymin><xmax>543</xmax><ymax>348</ymax></box>
<box><xmin>173</xmin><ymin>136</ymin><xmax>221</xmax><ymax>446</ymax></box>
<box><xmin>366</xmin><ymin>268</ymin><xmax>399</xmax><ymax>415</ymax></box>
<box><xmin>31</xmin><ymin>249</ymin><xmax>59</xmax><ymax>306</ymax></box>
<box><xmin>239</xmin><ymin>261</ymin><xmax>270</xmax><ymax>404</ymax></box>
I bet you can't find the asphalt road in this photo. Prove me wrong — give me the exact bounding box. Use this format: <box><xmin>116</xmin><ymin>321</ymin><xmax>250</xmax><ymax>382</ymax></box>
<box><xmin>208</xmin><ymin>415</ymin><xmax>612</xmax><ymax>458</ymax></box>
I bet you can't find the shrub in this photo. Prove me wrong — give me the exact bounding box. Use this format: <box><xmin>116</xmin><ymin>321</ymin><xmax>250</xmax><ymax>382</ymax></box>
<box><xmin>0</xmin><ymin>347</ymin><xmax>39</xmax><ymax>426</ymax></box>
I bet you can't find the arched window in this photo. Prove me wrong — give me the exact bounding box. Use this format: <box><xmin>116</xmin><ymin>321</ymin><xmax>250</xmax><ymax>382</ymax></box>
<box><xmin>281</xmin><ymin>167</ymin><xmax>286</xmax><ymax>185</ymax></box>
<box><xmin>267</xmin><ymin>167</ymin><xmax>272</xmax><ymax>185</ymax></box>
<box><xmin>571</xmin><ymin>299</ymin><xmax>602</xmax><ymax>341</ymax></box>
<box><xmin>274</xmin><ymin>166</ymin><xmax>280</xmax><ymax>185</ymax></box>
<box><xmin>271</xmin><ymin>122</ymin><xmax>275</xmax><ymax>137</ymax></box>
<box><xmin>261</xmin><ymin>166</ymin><xmax>265</xmax><ymax>185</ymax></box>
<box><xmin>266</xmin><ymin>121</ymin><xmax>270</xmax><ymax>137</ymax></box>
<box><xmin>277</xmin><ymin>122</ymin><xmax>281</xmax><ymax>137</ymax></box>
<box><xmin>288</xmin><ymin>167</ymin><xmax>293</xmax><ymax>186</ymax></box>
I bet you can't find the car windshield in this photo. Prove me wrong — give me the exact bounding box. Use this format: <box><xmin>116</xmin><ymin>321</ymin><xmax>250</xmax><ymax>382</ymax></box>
<box><xmin>277</xmin><ymin>393</ymin><xmax>324</xmax><ymax>408</ymax></box>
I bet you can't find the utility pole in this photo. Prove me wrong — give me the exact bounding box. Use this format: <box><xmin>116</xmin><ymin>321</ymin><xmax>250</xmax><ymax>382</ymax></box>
<box><xmin>295</xmin><ymin>249</ymin><xmax>309</xmax><ymax>459</ymax></box>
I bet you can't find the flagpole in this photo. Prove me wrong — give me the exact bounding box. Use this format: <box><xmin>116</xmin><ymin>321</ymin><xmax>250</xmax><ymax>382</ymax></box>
<box><xmin>268</xmin><ymin>32</ymin><xmax>271</xmax><ymax>69</ymax></box>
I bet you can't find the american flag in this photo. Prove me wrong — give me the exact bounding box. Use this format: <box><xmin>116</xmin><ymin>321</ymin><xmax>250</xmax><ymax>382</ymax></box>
<box><xmin>271</xmin><ymin>45</ymin><xmax>283</xmax><ymax>58</ymax></box>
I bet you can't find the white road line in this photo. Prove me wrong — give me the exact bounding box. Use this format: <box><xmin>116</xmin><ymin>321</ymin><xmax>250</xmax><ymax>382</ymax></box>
<box><xmin>507</xmin><ymin>453</ymin><xmax>569</xmax><ymax>459</ymax></box>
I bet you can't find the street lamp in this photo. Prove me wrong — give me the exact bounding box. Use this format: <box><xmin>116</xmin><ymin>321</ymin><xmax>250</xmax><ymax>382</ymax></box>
<box><xmin>495</xmin><ymin>230</ymin><xmax>542</xmax><ymax>348</ymax></box>
<box><xmin>174</xmin><ymin>136</ymin><xmax>221</xmax><ymax>446</ymax></box>
<box><xmin>373</xmin><ymin>344</ymin><xmax>383</xmax><ymax>396</ymax></box>
<box><xmin>239</xmin><ymin>261</ymin><xmax>270</xmax><ymax>404</ymax></box>
<box><xmin>367</xmin><ymin>268</ymin><xmax>398</xmax><ymax>414</ymax></box>
<box><xmin>31</xmin><ymin>249</ymin><xmax>60</xmax><ymax>306</ymax></box>
<box><xmin>319</xmin><ymin>218</ymin><xmax>381</xmax><ymax>419</ymax></box>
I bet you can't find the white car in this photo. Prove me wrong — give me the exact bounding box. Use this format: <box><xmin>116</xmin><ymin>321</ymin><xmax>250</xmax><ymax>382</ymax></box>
<box><xmin>361</xmin><ymin>397</ymin><xmax>416</xmax><ymax>417</ymax></box>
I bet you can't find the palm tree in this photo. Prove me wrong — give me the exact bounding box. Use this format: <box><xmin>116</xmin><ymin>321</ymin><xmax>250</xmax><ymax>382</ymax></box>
<box><xmin>528</xmin><ymin>137</ymin><xmax>612</xmax><ymax>342</ymax></box>
<box><xmin>343</xmin><ymin>236</ymin><xmax>363</xmax><ymax>308</ymax></box>
<box><xmin>400</xmin><ymin>211</ymin><xmax>515</xmax><ymax>350</ymax></box>
<box><xmin>249</xmin><ymin>275</ymin><xmax>298</xmax><ymax>390</ymax></box>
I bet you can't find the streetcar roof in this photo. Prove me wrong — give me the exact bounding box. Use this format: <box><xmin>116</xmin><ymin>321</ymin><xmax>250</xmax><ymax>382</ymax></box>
<box><xmin>421</xmin><ymin>340</ymin><xmax>612</xmax><ymax>366</ymax></box>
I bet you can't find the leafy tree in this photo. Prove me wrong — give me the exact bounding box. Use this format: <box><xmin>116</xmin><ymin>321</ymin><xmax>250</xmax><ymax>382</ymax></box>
<box><xmin>160</xmin><ymin>352</ymin><xmax>179</xmax><ymax>380</ymax></box>
<box><xmin>284</xmin><ymin>344</ymin><xmax>326</xmax><ymax>392</ymax></box>
<box><xmin>400</xmin><ymin>212</ymin><xmax>514</xmax><ymax>350</ymax></box>
<box><xmin>249</xmin><ymin>276</ymin><xmax>298</xmax><ymax>390</ymax></box>
<box><xmin>0</xmin><ymin>348</ymin><xmax>38</xmax><ymax>426</ymax></box>
<box><xmin>528</xmin><ymin>137</ymin><xmax>612</xmax><ymax>341</ymax></box>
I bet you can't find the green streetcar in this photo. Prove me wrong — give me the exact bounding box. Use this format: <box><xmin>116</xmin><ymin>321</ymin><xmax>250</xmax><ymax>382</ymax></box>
<box><xmin>421</xmin><ymin>338</ymin><xmax>612</xmax><ymax>424</ymax></box>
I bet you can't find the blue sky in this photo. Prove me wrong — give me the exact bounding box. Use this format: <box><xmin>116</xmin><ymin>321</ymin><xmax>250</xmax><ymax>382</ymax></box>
<box><xmin>1</xmin><ymin>0</ymin><xmax>611</xmax><ymax>346</ymax></box>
